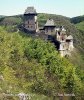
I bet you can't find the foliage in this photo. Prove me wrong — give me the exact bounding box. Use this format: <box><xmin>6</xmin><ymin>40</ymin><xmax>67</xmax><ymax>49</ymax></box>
<box><xmin>0</xmin><ymin>13</ymin><xmax>84</xmax><ymax>99</ymax></box>
<box><xmin>0</xmin><ymin>16</ymin><xmax>22</xmax><ymax>26</ymax></box>
<box><xmin>76</xmin><ymin>21</ymin><xmax>84</xmax><ymax>31</ymax></box>
<box><xmin>71</xmin><ymin>15</ymin><xmax>84</xmax><ymax>24</ymax></box>
<box><xmin>69</xmin><ymin>15</ymin><xmax>84</xmax><ymax>70</ymax></box>
<box><xmin>0</xmin><ymin>27</ymin><xmax>83</xmax><ymax>99</ymax></box>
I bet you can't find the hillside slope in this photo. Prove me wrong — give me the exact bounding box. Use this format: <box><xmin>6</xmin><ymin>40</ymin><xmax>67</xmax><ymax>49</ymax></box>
<box><xmin>0</xmin><ymin>13</ymin><xmax>84</xmax><ymax>68</ymax></box>
<box><xmin>71</xmin><ymin>15</ymin><xmax>84</xmax><ymax>24</ymax></box>
<box><xmin>70</xmin><ymin>16</ymin><xmax>84</xmax><ymax>68</ymax></box>
<box><xmin>0</xmin><ymin>14</ymin><xmax>84</xmax><ymax>99</ymax></box>
<box><xmin>75</xmin><ymin>21</ymin><xmax>84</xmax><ymax>54</ymax></box>
<box><xmin>0</xmin><ymin>27</ymin><xmax>84</xmax><ymax>99</ymax></box>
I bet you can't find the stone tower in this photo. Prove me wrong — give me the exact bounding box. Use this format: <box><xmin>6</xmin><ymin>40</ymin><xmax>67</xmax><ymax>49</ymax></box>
<box><xmin>44</xmin><ymin>19</ymin><xmax>56</xmax><ymax>36</ymax></box>
<box><xmin>66</xmin><ymin>35</ymin><xmax>74</xmax><ymax>51</ymax></box>
<box><xmin>56</xmin><ymin>26</ymin><xmax>68</xmax><ymax>57</ymax></box>
<box><xmin>56</xmin><ymin>26</ymin><xmax>74</xmax><ymax>57</ymax></box>
<box><xmin>56</xmin><ymin>26</ymin><xmax>67</xmax><ymax>41</ymax></box>
<box><xmin>24</xmin><ymin>7</ymin><xmax>38</xmax><ymax>33</ymax></box>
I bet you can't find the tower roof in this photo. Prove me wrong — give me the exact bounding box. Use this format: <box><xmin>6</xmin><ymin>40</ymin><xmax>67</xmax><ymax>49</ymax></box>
<box><xmin>66</xmin><ymin>35</ymin><xmax>73</xmax><ymax>40</ymax></box>
<box><xmin>44</xmin><ymin>19</ymin><xmax>55</xmax><ymax>27</ymax></box>
<box><xmin>24</xmin><ymin>7</ymin><xmax>37</xmax><ymax>15</ymax></box>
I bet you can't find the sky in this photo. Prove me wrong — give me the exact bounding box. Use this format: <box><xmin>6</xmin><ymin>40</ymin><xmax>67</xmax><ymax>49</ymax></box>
<box><xmin>0</xmin><ymin>0</ymin><xmax>84</xmax><ymax>17</ymax></box>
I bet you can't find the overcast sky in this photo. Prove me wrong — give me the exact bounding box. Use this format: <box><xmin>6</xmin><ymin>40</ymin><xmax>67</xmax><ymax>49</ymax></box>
<box><xmin>0</xmin><ymin>0</ymin><xmax>84</xmax><ymax>17</ymax></box>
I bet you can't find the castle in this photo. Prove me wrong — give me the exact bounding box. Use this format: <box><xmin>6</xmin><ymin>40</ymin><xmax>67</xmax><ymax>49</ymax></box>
<box><xmin>23</xmin><ymin>7</ymin><xmax>74</xmax><ymax>57</ymax></box>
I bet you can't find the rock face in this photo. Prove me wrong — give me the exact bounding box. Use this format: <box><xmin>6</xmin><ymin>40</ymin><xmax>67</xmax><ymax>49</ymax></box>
<box><xmin>23</xmin><ymin>7</ymin><xmax>74</xmax><ymax>57</ymax></box>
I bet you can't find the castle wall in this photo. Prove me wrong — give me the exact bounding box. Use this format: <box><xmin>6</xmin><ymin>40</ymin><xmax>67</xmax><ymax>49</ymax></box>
<box><xmin>45</xmin><ymin>27</ymin><xmax>55</xmax><ymax>35</ymax></box>
<box><xmin>24</xmin><ymin>15</ymin><xmax>38</xmax><ymax>32</ymax></box>
<box><xmin>69</xmin><ymin>41</ymin><xmax>74</xmax><ymax>50</ymax></box>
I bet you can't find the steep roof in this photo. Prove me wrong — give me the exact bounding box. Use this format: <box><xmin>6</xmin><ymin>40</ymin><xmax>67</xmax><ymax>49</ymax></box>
<box><xmin>66</xmin><ymin>35</ymin><xmax>73</xmax><ymax>40</ymax></box>
<box><xmin>24</xmin><ymin>7</ymin><xmax>37</xmax><ymax>14</ymax></box>
<box><xmin>44</xmin><ymin>19</ymin><xmax>55</xmax><ymax>27</ymax></box>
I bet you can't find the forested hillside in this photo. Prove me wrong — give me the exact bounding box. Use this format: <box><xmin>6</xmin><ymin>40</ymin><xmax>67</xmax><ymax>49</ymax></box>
<box><xmin>71</xmin><ymin>15</ymin><xmax>84</xmax><ymax>47</ymax></box>
<box><xmin>0</xmin><ymin>14</ymin><xmax>84</xmax><ymax>99</ymax></box>
<box><xmin>71</xmin><ymin>15</ymin><xmax>84</xmax><ymax>24</ymax></box>
<box><xmin>0</xmin><ymin>13</ymin><xmax>84</xmax><ymax>68</ymax></box>
<box><xmin>0</xmin><ymin>26</ymin><xmax>84</xmax><ymax>99</ymax></box>
<box><xmin>70</xmin><ymin>15</ymin><xmax>84</xmax><ymax>69</ymax></box>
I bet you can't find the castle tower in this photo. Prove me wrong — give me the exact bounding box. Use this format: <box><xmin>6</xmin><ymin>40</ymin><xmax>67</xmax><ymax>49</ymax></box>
<box><xmin>56</xmin><ymin>26</ymin><xmax>68</xmax><ymax>57</ymax></box>
<box><xmin>66</xmin><ymin>35</ymin><xmax>74</xmax><ymax>51</ymax></box>
<box><xmin>56</xmin><ymin>26</ymin><xmax>67</xmax><ymax>42</ymax></box>
<box><xmin>44</xmin><ymin>19</ymin><xmax>56</xmax><ymax>36</ymax></box>
<box><xmin>24</xmin><ymin>7</ymin><xmax>38</xmax><ymax>33</ymax></box>
<box><xmin>59</xmin><ymin>41</ymin><xmax>66</xmax><ymax>57</ymax></box>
